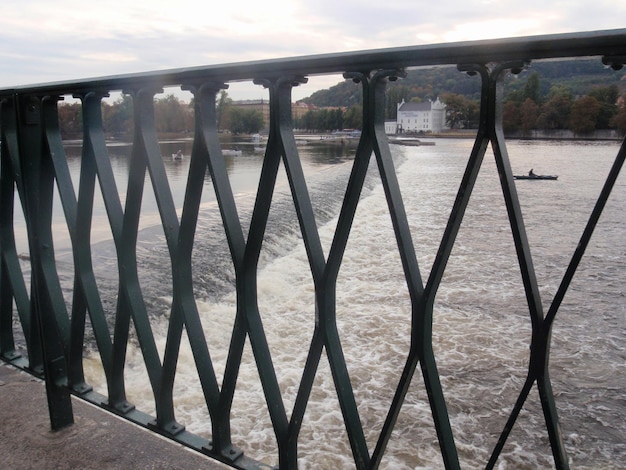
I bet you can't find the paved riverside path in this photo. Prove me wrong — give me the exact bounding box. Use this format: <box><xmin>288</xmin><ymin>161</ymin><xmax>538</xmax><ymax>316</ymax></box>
<box><xmin>0</xmin><ymin>364</ymin><xmax>230</xmax><ymax>469</ymax></box>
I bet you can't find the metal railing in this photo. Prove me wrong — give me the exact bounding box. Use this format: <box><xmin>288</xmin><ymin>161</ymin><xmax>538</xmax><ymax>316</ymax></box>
<box><xmin>1</xmin><ymin>29</ymin><xmax>625</xmax><ymax>469</ymax></box>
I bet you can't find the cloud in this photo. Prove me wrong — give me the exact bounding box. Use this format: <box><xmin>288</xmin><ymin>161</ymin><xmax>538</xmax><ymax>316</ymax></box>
<box><xmin>1</xmin><ymin>0</ymin><xmax>624</xmax><ymax>95</ymax></box>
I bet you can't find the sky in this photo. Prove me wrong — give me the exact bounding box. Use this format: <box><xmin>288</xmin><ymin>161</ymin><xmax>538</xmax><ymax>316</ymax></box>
<box><xmin>1</xmin><ymin>0</ymin><xmax>624</xmax><ymax>101</ymax></box>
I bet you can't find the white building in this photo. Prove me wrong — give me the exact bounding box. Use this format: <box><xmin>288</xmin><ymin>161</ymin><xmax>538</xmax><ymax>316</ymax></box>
<box><xmin>384</xmin><ymin>120</ymin><xmax>398</xmax><ymax>134</ymax></box>
<box><xmin>396</xmin><ymin>97</ymin><xmax>447</xmax><ymax>133</ymax></box>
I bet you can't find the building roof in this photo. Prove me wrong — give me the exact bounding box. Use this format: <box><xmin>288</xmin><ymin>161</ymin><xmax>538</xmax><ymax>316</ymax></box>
<box><xmin>398</xmin><ymin>100</ymin><xmax>432</xmax><ymax>112</ymax></box>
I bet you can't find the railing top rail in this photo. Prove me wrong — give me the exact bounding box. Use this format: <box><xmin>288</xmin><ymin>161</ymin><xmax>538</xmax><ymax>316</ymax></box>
<box><xmin>2</xmin><ymin>28</ymin><xmax>625</xmax><ymax>96</ymax></box>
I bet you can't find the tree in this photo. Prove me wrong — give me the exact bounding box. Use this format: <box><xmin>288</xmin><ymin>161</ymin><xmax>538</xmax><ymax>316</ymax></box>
<box><xmin>569</xmin><ymin>96</ymin><xmax>601</xmax><ymax>134</ymax></box>
<box><xmin>216</xmin><ymin>90</ymin><xmax>232</xmax><ymax>130</ymax></box>
<box><xmin>537</xmin><ymin>94</ymin><xmax>572</xmax><ymax>129</ymax></box>
<box><xmin>523</xmin><ymin>72</ymin><xmax>542</xmax><ymax>104</ymax></box>
<box><xmin>102</xmin><ymin>94</ymin><xmax>133</xmax><ymax>135</ymax></box>
<box><xmin>343</xmin><ymin>105</ymin><xmax>362</xmax><ymax>130</ymax></box>
<box><xmin>295</xmin><ymin>110</ymin><xmax>313</xmax><ymax>131</ymax></box>
<box><xmin>154</xmin><ymin>94</ymin><xmax>193</xmax><ymax>133</ymax></box>
<box><xmin>229</xmin><ymin>108</ymin><xmax>264</xmax><ymax>134</ymax></box>
<box><xmin>610</xmin><ymin>93</ymin><xmax>626</xmax><ymax>134</ymax></box>
<box><xmin>588</xmin><ymin>85</ymin><xmax>618</xmax><ymax>129</ymax></box>
<box><xmin>505</xmin><ymin>88</ymin><xmax>526</xmax><ymax>105</ymax></box>
<box><xmin>546</xmin><ymin>84</ymin><xmax>572</xmax><ymax>101</ymax></box>
<box><xmin>57</xmin><ymin>101</ymin><xmax>83</xmax><ymax>138</ymax></box>
<box><xmin>321</xmin><ymin>108</ymin><xmax>343</xmax><ymax>131</ymax></box>
<box><xmin>502</xmin><ymin>101</ymin><xmax>520</xmax><ymax>133</ymax></box>
<box><xmin>463</xmin><ymin>100</ymin><xmax>480</xmax><ymax>128</ymax></box>
<box><xmin>519</xmin><ymin>98</ymin><xmax>539</xmax><ymax>134</ymax></box>
<box><xmin>295</xmin><ymin>108</ymin><xmax>345</xmax><ymax>132</ymax></box>
<box><xmin>441</xmin><ymin>92</ymin><xmax>478</xmax><ymax>129</ymax></box>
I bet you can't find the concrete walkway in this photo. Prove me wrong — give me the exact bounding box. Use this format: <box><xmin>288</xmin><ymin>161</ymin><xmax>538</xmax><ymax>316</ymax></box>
<box><xmin>0</xmin><ymin>364</ymin><xmax>230</xmax><ymax>469</ymax></box>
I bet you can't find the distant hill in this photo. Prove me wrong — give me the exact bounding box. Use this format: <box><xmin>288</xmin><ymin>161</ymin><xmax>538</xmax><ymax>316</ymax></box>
<box><xmin>300</xmin><ymin>59</ymin><xmax>626</xmax><ymax>107</ymax></box>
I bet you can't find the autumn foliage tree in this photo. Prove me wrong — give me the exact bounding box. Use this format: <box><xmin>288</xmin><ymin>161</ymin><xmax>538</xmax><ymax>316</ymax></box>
<box><xmin>441</xmin><ymin>92</ymin><xmax>479</xmax><ymax>129</ymax></box>
<box><xmin>519</xmin><ymin>99</ymin><xmax>540</xmax><ymax>134</ymax></box>
<box><xmin>502</xmin><ymin>101</ymin><xmax>520</xmax><ymax>133</ymax></box>
<box><xmin>57</xmin><ymin>101</ymin><xmax>83</xmax><ymax>138</ymax></box>
<box><xmin>569</xmin><ymin>96</ymin><xmax>602</xmax><ymax>134</ymax></box>
<box><xmin>610</xmin><ymin>93</ymin><xmax>626</xmax><ymax>133</ymax></box>
<box><xmin>502</xmin><ymin>74</ymin><xmax>621</xmax><ymax>135</ymax></box>
<box><xmin>588</xmin><ymin>85</ymin><xmax>619</xmax><ymax>129</ymax></box>
<box><xmin>536</xmin><ymin>93</ymin><xmax>572</xmax><ymax>129</ymax></box>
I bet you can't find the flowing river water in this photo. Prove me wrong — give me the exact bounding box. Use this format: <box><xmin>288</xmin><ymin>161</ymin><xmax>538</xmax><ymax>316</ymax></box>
<box><xmin>35</xmin><ymin>137</ymin><xmax>626</xmax><ymax>468</ymax></box>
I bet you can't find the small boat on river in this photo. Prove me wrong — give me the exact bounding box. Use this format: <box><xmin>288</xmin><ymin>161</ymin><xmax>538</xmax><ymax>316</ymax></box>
<box><xmin>389</xmin><ymin>138</ymin><xmax>435</xmax><ymax>147</ymax></box>
<box><xmin>222</xmin><ymin>149</ymin><xmax>242</xmax><ymax>156</ymax></box>
<box><xmin>514</xmin><ymin>169</ymin><xmax>558</xmax><ymax>180</ymax></box>
<box><xmin>513</xmin><ymin>174</ymin><xmax>558</xmax><ymax>180</ymax></box>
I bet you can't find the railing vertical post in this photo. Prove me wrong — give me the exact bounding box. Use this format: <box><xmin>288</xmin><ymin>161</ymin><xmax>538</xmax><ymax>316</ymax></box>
<box><xmin>485</xmin><ymin>61</ymin><xmax>571</xmax><ymax>469</ymax></box>
<box><xmin>1</xmin><ymin>98</ymin><xmax>25</xmax><ymax>363</ymax></box>
<box><xmin>16</xmin><ymin>94</ymin><xmax>73</xmax><ymax>430</ymax></box>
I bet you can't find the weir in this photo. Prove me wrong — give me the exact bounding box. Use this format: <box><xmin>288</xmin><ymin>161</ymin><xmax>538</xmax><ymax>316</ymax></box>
<box><xmin>0</xmin><ymin>30</ymin><xmax>625</xmax><ymax>469</ymax></box>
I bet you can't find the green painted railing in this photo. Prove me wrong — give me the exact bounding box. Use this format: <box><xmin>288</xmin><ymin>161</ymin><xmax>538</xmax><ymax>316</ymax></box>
<box><xmin>1</xmin><ymin>29</ymin><xmax>624</xmax><ymax>469</ymax></box>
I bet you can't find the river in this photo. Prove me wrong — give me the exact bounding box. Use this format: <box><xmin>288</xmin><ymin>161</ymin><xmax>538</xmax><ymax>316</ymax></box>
<box><xmin>38</xmin><ymin>137</ymin><xmax>626</xmax><ymax>468</ymax></box>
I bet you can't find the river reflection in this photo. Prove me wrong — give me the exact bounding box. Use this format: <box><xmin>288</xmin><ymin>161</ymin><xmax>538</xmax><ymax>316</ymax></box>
<box><xmin>45</xmin><ymin>138</ymin><xmax>356</xmax><ymax>253</ymax></box>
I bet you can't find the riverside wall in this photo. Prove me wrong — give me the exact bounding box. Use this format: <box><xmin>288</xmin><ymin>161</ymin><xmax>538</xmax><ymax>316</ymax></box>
<box><xmin>425</xmin><ymin>129</ymin><xmax>624</xmax><ymax>140</ymax></box>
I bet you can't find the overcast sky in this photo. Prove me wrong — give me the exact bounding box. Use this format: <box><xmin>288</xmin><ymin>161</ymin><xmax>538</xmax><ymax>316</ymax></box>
<box><xmin>1</xmin><ymin>0</ymin><xmax>624</xmax><ymax>100</ymax></box>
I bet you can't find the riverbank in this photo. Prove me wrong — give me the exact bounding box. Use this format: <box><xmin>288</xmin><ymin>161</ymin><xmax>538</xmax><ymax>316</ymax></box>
<box><xmin>425</xmin><ymin>129</ymin><xmax>625</xmax><ymax>141</ymax></box>
<box><xmin>62</xmin><ymin>128</ymin><xmax>625</xmax><ymax>148</ymax></box>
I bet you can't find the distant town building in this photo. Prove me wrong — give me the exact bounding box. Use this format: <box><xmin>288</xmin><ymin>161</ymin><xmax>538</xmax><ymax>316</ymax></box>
<box><xmin>230</xmin><ymin>100</ymin><xmax>313</xmax><ymax>131</ymax></box>
<box><xmin>292</xmin><ymin>101</ymin><xmax>312</xmax><ymax>120</ymax></box>
<box><xmin>396</xmin><ymin>97</ymin><xmax>447</xmax><ymax>133</ymax></box>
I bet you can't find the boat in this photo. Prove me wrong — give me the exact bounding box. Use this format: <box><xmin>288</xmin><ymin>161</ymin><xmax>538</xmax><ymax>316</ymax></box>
<box><xmin>389</xmin><ymin>138</ymin><xmax>435</xmax><ymax>147</ymax></box>
<box><xmin>222</xmin><ymin>149</ymin><xmax>242</xmax><ymax>156</ymax></box>
<box><xmin>513</xmin><ymin>174</ymin><xmax>558</xmax><ymax>180</ymax></box>
<box><xmin>172</xmin><ymin>150</ymin><xmax>184</xmax><ymax>161</ymax></box>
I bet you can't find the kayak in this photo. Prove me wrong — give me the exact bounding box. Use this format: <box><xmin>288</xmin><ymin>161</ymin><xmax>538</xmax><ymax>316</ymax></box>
<box><xmin>514</xmin><ymin>174</ymin><xmax>558</xmax><ymax>180</ymax></box>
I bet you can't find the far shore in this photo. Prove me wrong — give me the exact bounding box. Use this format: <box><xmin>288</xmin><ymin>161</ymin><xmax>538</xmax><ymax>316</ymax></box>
<box><xmin>60</xmin><ymin>128</ymin><xmax>625</xmax><ymax>146</ymax></box>
<box><xmin>425</xmin><ymin>129</ymin><xmax>624</xmax><ymax>141</ymax></box>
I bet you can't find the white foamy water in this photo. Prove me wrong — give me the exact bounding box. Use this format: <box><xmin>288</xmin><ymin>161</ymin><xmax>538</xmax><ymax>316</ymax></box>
<box><xmin>76</xmin><ymin>139</ymin><xmax>624</xmax><ymax>469</ymax></box>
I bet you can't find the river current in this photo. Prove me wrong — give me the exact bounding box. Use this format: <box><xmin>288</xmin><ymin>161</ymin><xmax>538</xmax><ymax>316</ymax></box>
<box><xmin>45</xmin><ymin>138</ymin><xmax>625</xmax><ymax>468</ymax></box>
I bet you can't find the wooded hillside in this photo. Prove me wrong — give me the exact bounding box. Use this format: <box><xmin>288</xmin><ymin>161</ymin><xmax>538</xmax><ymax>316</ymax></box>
<box><xmin>300</xmin><ymin>59</ymin><xmax>626</xmax><ymax>108</ymax></box>
<box><xmin>298</xmin><ymin>58</ymin><xmax>626</xmax><ymax>134</ymax></box>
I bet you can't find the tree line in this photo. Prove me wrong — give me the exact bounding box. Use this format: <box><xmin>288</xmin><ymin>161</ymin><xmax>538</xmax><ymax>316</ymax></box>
<box><xmin>56</xmin><ymin>91</ymin><xmax>265</xmax><ymax>139</ymax></box>
<box><xmin>293</xmin><ymin>106</ymin><xmax>362</xmax><ymax>132</ymax></box>
<box><xmin>294</xmin><ymin>78</ymin><xmax>626</xmax><ymax>135</ymax></box>
<box><xmin>499</xmin><ymin>73</ymin><xmax>626</xmax><ymax>134</ymax></box>
<box><xmin>55</xmin><ymin>69</ymin><xmax>626</xmax><ymax>138</ymax></box>
<box><xmin>56</xmin><ymin>90</ymin><xmax>362</xmax><ymax>137</ymax></box>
